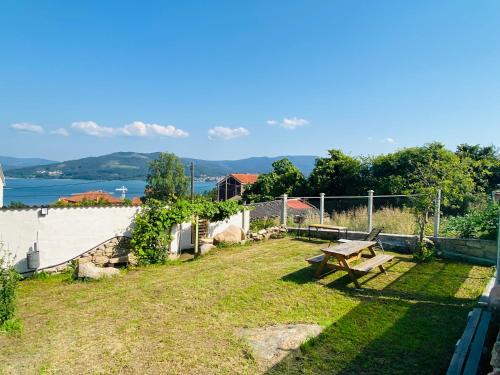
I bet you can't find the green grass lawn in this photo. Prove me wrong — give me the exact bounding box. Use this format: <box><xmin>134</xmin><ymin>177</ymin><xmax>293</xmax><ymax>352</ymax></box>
<box><xmin>0</xmin><ymin>238</ymin><xmax>492</xmax><ymax>374</ymax></box>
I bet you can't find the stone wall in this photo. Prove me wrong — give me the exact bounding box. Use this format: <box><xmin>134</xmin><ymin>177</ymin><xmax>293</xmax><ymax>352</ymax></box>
<box><xmin>433</xmin><ymin>236</ymin><xmax>497</xmax><ymax>264</ymax></box>
<box><xmin>42</xmin><ymin>236</ymin><xmax>136</xmax><ymax>274</ymax></box>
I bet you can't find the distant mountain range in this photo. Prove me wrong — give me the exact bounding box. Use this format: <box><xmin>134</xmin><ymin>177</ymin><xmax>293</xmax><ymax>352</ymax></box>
<box><xmin>0</xmin><ymin>156</ymin><xmax>59</xmax><ymax>171</ymax></box>
<box><xmin>3</xmin><ymin>152</ymin><xmax>317</xmax><ymax>180</ymax></box>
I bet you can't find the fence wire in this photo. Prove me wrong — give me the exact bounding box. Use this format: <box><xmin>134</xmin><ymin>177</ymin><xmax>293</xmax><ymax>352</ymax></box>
<box><xmin>251</xmin><ymin>193</ymin><xmax>436</xmax><ymax>236</ymax></box>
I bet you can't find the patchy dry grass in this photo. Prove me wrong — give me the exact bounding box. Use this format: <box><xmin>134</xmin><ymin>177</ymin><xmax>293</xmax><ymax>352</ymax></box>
<box><xmin>0</xmin><ymin>238</ymin><xmax>492</xmax><ymax>374</ymax></box>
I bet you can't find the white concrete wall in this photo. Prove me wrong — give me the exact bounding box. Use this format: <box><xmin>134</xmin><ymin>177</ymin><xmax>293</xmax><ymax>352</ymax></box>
<box><xmin>0</xmin><ymin>180</ymin><xmax>3</xmax><ymax>208</ymax></box>
<box><xmin>169</xmin><ymin>210</ymin><xmax>250</xmax><ymax>255</ymax></box>
<box><xmin>0</xmin><ymin>206</ymin><xmax>140</xmax><ymax>273</ymax></box>
<box><xmin>0</xmin><ymin>167</ymin><xmax>4</xmax><ymax>208</ymax></box>
<box><xmin>0</xmin><ymin>207</ymin><xmax>250</xmax><ymax>272</ymax></box>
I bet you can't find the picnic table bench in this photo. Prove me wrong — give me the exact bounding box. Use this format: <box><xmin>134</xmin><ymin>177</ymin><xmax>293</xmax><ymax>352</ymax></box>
<box><xmin>308</xmin><ymin>224</ymin><xmax>348</xmax><ymax>242</ymax></box>
<box><xmin>306</xmin><ymin>240</ymin><xmax>393</xmax><ymax>288</ymax></box>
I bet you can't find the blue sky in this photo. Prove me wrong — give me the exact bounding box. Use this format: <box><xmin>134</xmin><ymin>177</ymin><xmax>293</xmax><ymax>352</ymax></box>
<box><xmin>1</xmin><ymin>0</ymin><xmax>499</xmax><ymax>161</ymax></box>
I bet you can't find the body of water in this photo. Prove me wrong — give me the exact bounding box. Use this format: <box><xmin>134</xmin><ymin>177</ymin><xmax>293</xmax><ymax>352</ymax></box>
<box><xmin>3</xmin><ymin>178</ymin><xmax>216</xmax><ymax>206</ymax></box>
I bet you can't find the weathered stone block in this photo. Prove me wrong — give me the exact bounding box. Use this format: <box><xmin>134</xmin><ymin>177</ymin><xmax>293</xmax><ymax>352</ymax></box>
<box><xmin>127</xmin><ymin>253</ymin><xmax>138</xmax><ymax>266</ymax></box>
<box><xmin>94</xmin><ymin>256</ymin><xmax>109</xmax><ymax>266</ymax></box>
<box><xmin>77</xmin><ymin>262</ymin><xmax>119</xmax><ymax>279</ymax></box>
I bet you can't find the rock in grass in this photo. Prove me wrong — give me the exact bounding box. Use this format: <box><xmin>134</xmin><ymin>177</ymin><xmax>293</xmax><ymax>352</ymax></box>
<box><xmin>77</xmin><ymin>262</ymin><xmax>119</xmax><ymax>280</ymax></box>
<box><xmin>238</xmin><ymin>324</ymin><xmax>322</xmax><ymax>371</ymax></box>
<box><xmin>213</xmin><ymin>225</ymin><xmax>246</xmax><ymax>245</ymax></box>
<box><xmin>200</xmin><ymin>244</ymin><xmax>216</xmax><ymax>255</ymax></box>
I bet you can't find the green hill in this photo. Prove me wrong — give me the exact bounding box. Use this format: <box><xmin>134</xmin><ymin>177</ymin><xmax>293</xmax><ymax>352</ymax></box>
<box><xmin>5</xmin><ymin>152</ymin><xmax>317</xmax><ymax>180</ymax></box>
<box><xmin>0</xmin><ymin>156</ymin><xmax>58</xmax><ymax>171</ymax></box>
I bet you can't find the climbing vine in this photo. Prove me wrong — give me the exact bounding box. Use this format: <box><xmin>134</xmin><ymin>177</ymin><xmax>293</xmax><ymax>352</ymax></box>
<box><xmin>130</xmin><ymin>198</ymin><xmax>242</xmax><ymax>264</ymax></box>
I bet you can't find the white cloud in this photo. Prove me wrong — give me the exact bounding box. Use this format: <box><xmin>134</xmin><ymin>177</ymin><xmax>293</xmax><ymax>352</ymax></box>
<box><xmin>118</xmin><ymin>121</ymin><xmax>189</xmax><ymax>138</ymax></box>
<box><xmin>10</xmin><ymin>123</ymin><xmax>44</xmax><ymax>134</ymax></box>
<box><xmin>385</xmin><ymin>137</ymin><xmax>395</xmax><ymax>143</ymax></box>
<box><xmin>72</xmin><ymin>121</ymin><xmax>115</xmax><ymax>137</ymax></box>
<box><xmin>50</xmin><ymin>128</ymin><xmax>69</xmax><ymax>137</ymax></box>
<box><xmin>267</xmin><ymin>117</ymin><xmax>310</xmax><ymax>130</ymax></box>
<box><xmin>72</xmin><ymin>121</ymin><xmax>189</xmax><ymax>138</ymax></box>
<box><xmin>208</xmin><ymin>126</ymin><xmax>250</xmax><ymax>140</ymax></box>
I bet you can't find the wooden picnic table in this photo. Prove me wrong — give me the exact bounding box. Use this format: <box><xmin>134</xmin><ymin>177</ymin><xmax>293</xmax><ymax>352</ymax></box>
<box><xmin>306</xmin><ymin>240</ymin><xmax>393</xmax><ymax>288</ymax></box>
<box><xmin>308</xmin><ymin>224</ymin><xmax>348</xmax><ymax>242</ymax></box>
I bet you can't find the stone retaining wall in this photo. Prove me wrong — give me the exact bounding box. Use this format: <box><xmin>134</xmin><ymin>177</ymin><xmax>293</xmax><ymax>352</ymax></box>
<box><xmin>42</xmin><ymin>236</ymin><xmax>136</xmax><ymax>273</ymax></box>
<box><xmin>433</xmin><ymin>236</ymin><xmax>497</xmax><ymax>264</ymax></box>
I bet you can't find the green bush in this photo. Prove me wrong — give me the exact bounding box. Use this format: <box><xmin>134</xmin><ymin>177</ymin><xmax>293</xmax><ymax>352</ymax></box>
<box><xmin>444</xmin><ymin>202</ymin><xmax>499</xmax><ymax>240</ymax></box>
<box><xmin>413</xmin><ymin>240</ymin><xmax>435</xmax><ymax>262</ymax></box>
<box><xmin>131</xmin><ymin>198</ymin><xmax>243</xmax><ymax>264</ymax></box>
<box><xmin>250</xmin><ymin>217</ymin><xmax>279</xmax><ymax>232</ymax></box>
<box><xmin>0</xmin><ymin>246</ymin><xmax>21</xmax><ymax>329</ymax></box>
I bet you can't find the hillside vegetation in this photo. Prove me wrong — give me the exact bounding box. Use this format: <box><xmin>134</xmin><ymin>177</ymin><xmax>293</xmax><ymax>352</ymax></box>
<box><xmin>5</xmin><ymin>152</ymin><xmax>317</xmax><ymax>180</ymax></box>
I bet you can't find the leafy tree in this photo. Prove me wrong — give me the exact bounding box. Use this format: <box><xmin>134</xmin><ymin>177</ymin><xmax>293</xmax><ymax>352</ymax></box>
<box><xmin>386</xmin><ymin>143</ymin><xmax>475</xmax><ymax>257</ymax></box>
<box><xmin>243</xmin><ymin>158</ymin><xmax>305</xmax><ymax>202</ymax></box>
<box><xmin>455</xmin><ymin>144</ymin><xmax>500</xmax><ymax>193</ymax></box>
<box><xmin>307</xmin><ymin>150</ymin><xmax>366</xmax><ymax>196</ymax></box>
<box><xmin>371</xmin><ymin>143</ymin><xmax>474</xmax><ymax>213</ymax></box>
<box><xmin>145</xmin><ymin>152</ymin><xmax>189</xmax><ymax>202</ymax></box>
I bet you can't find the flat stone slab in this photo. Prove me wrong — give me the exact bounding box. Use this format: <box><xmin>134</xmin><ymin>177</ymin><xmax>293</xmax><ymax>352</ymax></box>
<box><xmin>238</xmin><ymin>324</ymin><xmax>322</xmax><ymax>370</ymax></box>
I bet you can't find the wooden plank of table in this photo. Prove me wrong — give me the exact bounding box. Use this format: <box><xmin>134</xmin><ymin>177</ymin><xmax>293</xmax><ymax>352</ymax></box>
<box><xmin>309</xmin><ymin>224</ymin><xmax>347</xmax><ymax>230</ymax></box>
<box><xmin>321</xmin><ymin>241</ymin><xmax>377</xmax><ymax>257</ymax></box>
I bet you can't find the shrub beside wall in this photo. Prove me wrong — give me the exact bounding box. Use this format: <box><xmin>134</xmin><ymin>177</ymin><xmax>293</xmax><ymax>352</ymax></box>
<box><xmin>0</xmin><ymin>245</ymin><xmax>21</xmax><ymax>331</ymax></box>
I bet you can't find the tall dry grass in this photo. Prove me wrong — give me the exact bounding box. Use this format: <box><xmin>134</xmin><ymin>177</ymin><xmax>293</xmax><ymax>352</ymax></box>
<box><xmin>326</xmin><ymin>206</ymin><xmax>420</xmax><ymax>235</ymax></box>
<box><xmin>260</xmin><ymin>206</ymin><xmax>439</xmax><ymax>236</ymax></box>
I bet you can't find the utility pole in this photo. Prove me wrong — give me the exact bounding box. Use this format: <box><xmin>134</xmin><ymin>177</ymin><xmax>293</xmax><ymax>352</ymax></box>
<box><xmin>190</xmin><ymin>162</ymin><xmax>195</xmax><ymax>201</ymax></box>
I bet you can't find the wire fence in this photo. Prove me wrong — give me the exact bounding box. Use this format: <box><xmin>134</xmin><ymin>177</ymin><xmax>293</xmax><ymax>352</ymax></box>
<box><xmin>250</xmin><ymin>192</ymin><xmax>438</xmax><ymax>236</ymax></box>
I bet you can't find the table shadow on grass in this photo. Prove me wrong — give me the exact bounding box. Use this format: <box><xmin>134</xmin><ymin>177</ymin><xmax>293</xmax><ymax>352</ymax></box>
<box><xmin>269</xmin><ymin>261</ymin><xmax>482</xmax><ymax>375</ymax></box>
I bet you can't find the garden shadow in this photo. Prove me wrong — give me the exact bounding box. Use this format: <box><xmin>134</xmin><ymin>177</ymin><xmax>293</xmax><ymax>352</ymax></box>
<box><xmin>267</xmin><ymin>260</ymin><xmax>482</xmax><ymax>374</ymax></box>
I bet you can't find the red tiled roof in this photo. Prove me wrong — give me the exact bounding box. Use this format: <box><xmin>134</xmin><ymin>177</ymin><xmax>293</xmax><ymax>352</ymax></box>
<box><xmin>59</xmin><ymin>191</ymin><xmax>124</xmax><ymax>204</ymax></box>
<box><xmin>131</xmin><ymin>197</ymin><xmax>142</xmax><ymax>205</ymax></box>
<box><xmin>230</xmin><ymin>173</ymin><xmax>259</xmax><ymax>184</ymax></box>
<box><xmin>287</xmin><ymin>199</ymin><xmax>315</xmax><ymax>210</ymax></box>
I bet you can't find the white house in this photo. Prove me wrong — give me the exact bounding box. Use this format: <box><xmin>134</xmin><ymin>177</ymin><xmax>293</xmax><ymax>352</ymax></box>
<box><xmin>0</xmin><ymin>163</ymin><xmax>4</xmax><ymax>208</ymax></box>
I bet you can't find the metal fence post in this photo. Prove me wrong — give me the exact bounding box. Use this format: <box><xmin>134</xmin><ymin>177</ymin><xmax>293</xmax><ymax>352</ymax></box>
<box><xmin>281</xmin><ymin>194</ymin><xmax>288</xmax><ymax>226</ymax></box>
<box><xmin>367</xmin><ymin>190</ymin><xmax>374</xmax><ymax>233</ymax></box>
<box><xmin>433</xmin><ymin>189</ymin><xmax>441</xmax><ymax>238</ymax></box>
<box><xmin>319</xmin><ymin>193</ymin><xmax>325</xmax><ymax>224</ymax></box>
